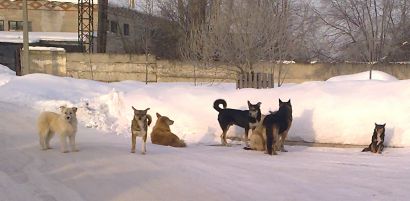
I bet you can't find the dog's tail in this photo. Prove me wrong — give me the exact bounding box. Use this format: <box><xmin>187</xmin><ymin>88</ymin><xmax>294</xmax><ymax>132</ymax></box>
<box><xmin>213</xmin><ymin>99</ymin><xmax>227</xmax><ymax>112</ymax></box>
<box><xmin>362</xmin><ymin>147</ymin><xmax>370</xmax><ymax>152</ymax></box>
<box><xmin>263</xmin><ymin>115</ymin><xmax>274</xmax><ymax>155</ymax></box>
<box><xmin>243</xmin><ymin>147</ymin><xmax>254</xmax><ymax>150</ymax></box>
<box><xmin>172</xmin><ymin>139</ymin><xmax>187</xmax><ymax>148</ymax></box>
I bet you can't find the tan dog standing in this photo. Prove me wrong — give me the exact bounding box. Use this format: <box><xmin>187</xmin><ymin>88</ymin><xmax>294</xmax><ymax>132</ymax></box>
<box><xmin>130</xmin><ymin>107</ymin><xmax>152</xmax><ymax>154</ymax></box>
<box><xmin>151</xmin><ymin>113</ymin><xmax>186</xmax><ymax>147</ymax></box>
<box><xmin>37</xmin><ymin>106</ymin><xmax>78</xmax><ymax>153</ymax></box>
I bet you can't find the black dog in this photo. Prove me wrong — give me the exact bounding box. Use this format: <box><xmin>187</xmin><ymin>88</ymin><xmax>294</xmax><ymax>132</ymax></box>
<box><xmin>362</xmin><ymin>123</ymin><xmax>386</xmax><ymax>154</ymax></box>
<box><xmin>213</xmin><ymin>99</ymin><xmax>261</xmax><ymax>146</ymax></box>
<box><xmin>263</xmin><ymin>99</ymin><xmax>293</xmax><ymax>155</ymax></box>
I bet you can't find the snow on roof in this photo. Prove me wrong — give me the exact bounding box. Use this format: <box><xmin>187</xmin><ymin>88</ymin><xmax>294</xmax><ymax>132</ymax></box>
<box><xmin>0</xmin><ymin>32</ymin><xmax>78</xmax><ymax>44</ymax></box>
<box><xmin>29</xmin><ymin>46</ymin><xmax>66</xmax><ymax>51</ymax></box>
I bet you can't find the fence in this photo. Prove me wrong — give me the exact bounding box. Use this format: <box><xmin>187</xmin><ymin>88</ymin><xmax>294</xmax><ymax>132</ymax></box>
<box><xmin>21</xmin><ymin>48</ymin><xmax>410</xmax><ymax>84</ymax></box>
<box><xmin>237</xmin><ymin>72</ymin><xmax>274</xmax><ymax>89</ymax></box>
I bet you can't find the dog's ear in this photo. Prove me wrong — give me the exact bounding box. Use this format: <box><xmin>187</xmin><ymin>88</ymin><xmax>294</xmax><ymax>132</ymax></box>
<box><xmin>383</xmin><ymin>123</ymin><xmax>386</xmax><ymax>127</ymax></box>
<box><xmin>279</xmin><ymin>99</ymin><xmax>283</xmax><ymax>104</ymax></box>
<box><xmin>257</xmin><ymin>102</ymin><xmax>261</xmax><ymax>107</ymax></box>
<box><xmin>145</xmin><ymin>108</ymin><xmax>150</xmax><ymax>112</ymax></box>
<box><xmin>59</xmin><ymin>106</ymin><xmax>66</xmax><ymax>112</ymax></box>
<box><xmin>72</xmin><ymin>107</ymin><xmax>77</xmax><ymax>113</ymax></box>
<box><xmin>247</xmin><ymin>100</ymin><xmax>251</xmax><ymax>106</ymax></box>
<box><xmin>132</xmin><ymin>106</ymin><xmax>137</xmax><ymax>111</ymax></box>
<box><xmin>156</xmin><ymin>113</ymin><xmax>161</xmax><ymax>118</ymax></box>
<box><xmin>288</xmin><ymin>99</ymin><xmax>291</xmax><ymax>105</ymax></box>
<box><xmin>375</xmin><ymin>122</ymin><xmax>377</xmax><ymax>126</ymax></box>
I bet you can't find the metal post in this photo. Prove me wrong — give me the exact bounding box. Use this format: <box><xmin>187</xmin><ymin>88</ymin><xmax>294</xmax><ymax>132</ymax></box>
<box><xmin>22</xmin><ymin>0</ymin><xmax>30</xmax><ymax>74</ymax></box>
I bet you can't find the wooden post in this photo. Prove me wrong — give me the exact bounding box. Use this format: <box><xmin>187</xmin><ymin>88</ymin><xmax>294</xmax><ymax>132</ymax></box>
<box><xmin>268</xmin><ymin>73</ymin><xmax>273</xmax><ymax>88</ymax></box>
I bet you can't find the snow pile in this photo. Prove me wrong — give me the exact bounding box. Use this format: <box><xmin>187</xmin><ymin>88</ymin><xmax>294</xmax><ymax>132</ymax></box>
<box><xmin>0</xmin><ymin>68</ymin><xmax>409</xmax><ymax>147</ymax></box>
<box><xmin>0</xmin><ymin>64</ymin><xmax>15</xmax><ymax>86</ymax></box>
<box><xmin>327</xmin><ymin>70</ymin><xmax>398</xmax><ymax>82</ymax></box>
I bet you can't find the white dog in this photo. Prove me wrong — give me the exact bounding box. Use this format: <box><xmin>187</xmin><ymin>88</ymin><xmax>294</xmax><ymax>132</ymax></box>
<box><xmin>37</xmin><ymin>106</ymin><xmax>78</xmax><ymax>153</ymax></box>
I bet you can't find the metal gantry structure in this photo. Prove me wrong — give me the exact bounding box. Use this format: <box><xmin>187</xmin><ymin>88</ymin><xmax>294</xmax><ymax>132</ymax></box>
<box><xmin>78</xmin><ymin>0</ymin><xmax>94</xmax><ymax>53</ymax></box>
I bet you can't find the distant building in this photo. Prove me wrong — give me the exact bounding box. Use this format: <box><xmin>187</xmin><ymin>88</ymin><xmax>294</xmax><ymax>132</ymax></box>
<box><xmin>0</xmin><ymin>0</ymin><xmax>180</xmax><ymax>72</ymax></box>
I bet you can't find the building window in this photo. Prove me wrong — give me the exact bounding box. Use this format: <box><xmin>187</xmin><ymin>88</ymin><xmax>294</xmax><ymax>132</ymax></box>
<box><xmin>8</xmin><ymin>21</ymin><xmax>31</xmax><ymax>31</ymax></box>
<box><xmin>123</xmin><ymin>24</ymin><xmax>129</xmax><ymax>36</ymax></box>
<box><xmin>0</xmin><ymin>20</ymin><xmax>4</xmax><ymax>31</ymax></box>
<box><xmin>110</xmin><ymin>21</ymin><xmax>118</xmax><ymax>33</ymax></box>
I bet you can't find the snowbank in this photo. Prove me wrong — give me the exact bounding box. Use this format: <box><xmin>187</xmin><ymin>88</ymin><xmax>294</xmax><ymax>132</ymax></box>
<box><xmin>327</xmin><ymin>70</ymin><xmax>398</xmax><ymax>82</ymax></box>
<box><xmin>0</xmin><ymin>68</ymin><xmax>409</xmax><ymax>147</ymax></box>
<box><xmin>0</xmin><ymin>64</ymin><xmax>15</xmax><ymax>87</ymax></box>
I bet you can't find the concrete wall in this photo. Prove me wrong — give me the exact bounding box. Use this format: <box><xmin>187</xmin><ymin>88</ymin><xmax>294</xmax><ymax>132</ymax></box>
<box><xmin>25</xmin><ymin>48</ymin><xmax>66</xmax><ymax>76</ymax></box>
<box><xmin>250</xmin><ymin>62</ymin><xmax>410</xmax><ymax>83</ymax></box>
<box><xmin>23</xmin><ymin>50</ymin><xmax>410</xmax><ymax>83</ymax></box>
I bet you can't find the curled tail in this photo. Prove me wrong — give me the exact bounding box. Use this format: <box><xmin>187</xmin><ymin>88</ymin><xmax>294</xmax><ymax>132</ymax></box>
<box><xmin>213</xmin><ymin>99</ymin><xmax>227</xmax><ymax>112</ymax></box>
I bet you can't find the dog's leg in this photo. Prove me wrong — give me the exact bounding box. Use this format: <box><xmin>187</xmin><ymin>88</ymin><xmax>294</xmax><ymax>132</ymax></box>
<box><xmin>131</xmin><ymin>133</ymin><xmax>137</xmax><ymax>153</ymax></box>
<box><xmin>370</xmin><ymin>143</ymin><xmax>377</xmax><ymax>153</ymax></box>
<box><xmin>69</xmin><ymin>135</ymin><xmax>79</xmax><ymax>152</ymax></box>
<box><xmin>244</xmin><ymin>127</ymin><xmax>250</xmax><ymax>147</ymax></box>
<box><xmin>142</xmin><ymin>134</ymin><xmax>147</xmax><ymax>155</ymax></box>
<box><xmin>45</xmin><ymin>132</ymin><xmax>54</xmax><ymax>149</ymax></box>
<box><xmin>39</xmin><ymin>134</ymin><xmax>47</xmax><ymax>150</ymax></box>
<box><xmin>221</xmin><ymin>125</ymin><xmax>230</xmax><ymax>146</ymax></box>
<box><xmin>280</xmin><ymin>130</ymin><xmax>289</xmax><ymax>152</ymax></box>
<box><xmin>39</xmin><ymin>131</ymin><xmax>47</xmax><ymax>150</ymax></box>
<box><xmin>377</xmin><ymin>144</ymin><xmax>384</xmax><ymax>154</ymax></box>
<box><xmin>272</xmin><ymin>128</ymin><xmax>280</xmax><ymax>155</ymax></box>
<box><xmin>59</xmin><ymin>134</ymin><xmax>69</xmax><ymax>153</ymax></box>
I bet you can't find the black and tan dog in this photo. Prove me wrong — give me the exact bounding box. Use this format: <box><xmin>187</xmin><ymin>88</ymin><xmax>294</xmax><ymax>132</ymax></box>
<box><xmin>362</xmin><ymin>123</ymin><xmax>386</xmax><ymax>154</ymax></box>
<box><xmin>262</xmin><ymin>99</ymin><xmax>293</xmax><ymax>155</ymax></box>
<box><xmin>131</xmin><ymin>107</ymin><xmax>152</xmax><ymax>154</ymax></box>
<box><xmin>213</xmin><ymin>99</ymin><xmax>261</xmax><ymax>146</ymax></box>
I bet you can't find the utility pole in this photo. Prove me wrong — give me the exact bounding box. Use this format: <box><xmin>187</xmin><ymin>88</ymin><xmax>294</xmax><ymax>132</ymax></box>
<box><xmin>97</xmin><ymin>0</ymin><xmax>108</xmax><ymax>53</ymax></box>
<box><xmin>22</xmin><ymin>0</ymin><xmax>30</xmax><ymax>74</ymax></box>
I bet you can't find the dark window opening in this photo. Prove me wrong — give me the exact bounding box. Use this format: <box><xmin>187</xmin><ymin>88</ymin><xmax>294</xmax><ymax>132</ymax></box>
<box><xmin>110</xmin><ymin>21</ymin><xmax>118</xmax><ymax>33</ymax></box>
<box><xmin>0</xmin><ymin>20</ymin><xmax>4</xmax><ymax>31</ymax></box>
<box><xmin>8</xmin><ymin>21</ymin><xmax>31</xmax><ymax>31</ymax></box>
<box><xmin>123</xmin><ymin>23</ymin><xmax>129</xmax><ymax>36</ymax></box>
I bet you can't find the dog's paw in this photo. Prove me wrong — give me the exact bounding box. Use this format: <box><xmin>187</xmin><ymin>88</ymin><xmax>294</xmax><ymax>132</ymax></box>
<box><xmin>61</xmin><ymin>150</ymin><xmax>69</xmax><ymax>153</ymax></box>
<box><xmin>72</xmin><ymin>149</ymin><xmax>79</xmax><ymax>152</ymax></box>
<box><xmin>141</xmin><ymin>152</ymin><xmax>146</xmax><ymax>155</ymax></box>
<box><xmin>131</xmin><ymin>150</ymin><xmax>136</xmax><ymax>153</ymax></box>
<box><xmin>281</xmin><ymin>149</ymin><xmax>288</xmax><ymax>152</ymax></box>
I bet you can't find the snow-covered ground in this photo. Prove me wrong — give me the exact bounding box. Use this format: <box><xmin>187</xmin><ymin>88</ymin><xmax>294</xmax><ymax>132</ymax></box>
<box><xmin>1</xmin><ymin>64</ymin><xmax>409</xmax><ymax>200</ymax></box>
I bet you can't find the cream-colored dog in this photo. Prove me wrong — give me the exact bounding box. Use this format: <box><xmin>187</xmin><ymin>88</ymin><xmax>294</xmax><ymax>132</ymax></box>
<box><xmin>248</xmin><ymin>115</ymin><xmax>267</xmax><ymax>151</ymax></box>
<box><xmin>37</xmin><ymin>106</ymin><xmax>78</xmax><ymax>153</ymax></box>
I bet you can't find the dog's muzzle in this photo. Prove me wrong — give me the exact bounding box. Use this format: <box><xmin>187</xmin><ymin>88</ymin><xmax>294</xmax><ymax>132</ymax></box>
<box><xmin>249</xmin><ymin>110</ymin><xmax>258</xmax><ymax>117</ymax></box>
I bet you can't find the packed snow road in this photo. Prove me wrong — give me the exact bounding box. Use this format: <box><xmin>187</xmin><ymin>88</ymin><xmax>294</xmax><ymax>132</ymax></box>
<box><xmin>0</xmin><ymin>101</ymin><xmax>409</xmax><ymax>201</ymax></box>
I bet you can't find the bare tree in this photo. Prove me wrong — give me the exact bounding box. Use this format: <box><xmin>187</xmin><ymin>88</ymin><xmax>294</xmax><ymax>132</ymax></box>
<box><xmin>315</xmin><ymin>0</ymin><xmax>410</xmax><ymax>78</ymax></box>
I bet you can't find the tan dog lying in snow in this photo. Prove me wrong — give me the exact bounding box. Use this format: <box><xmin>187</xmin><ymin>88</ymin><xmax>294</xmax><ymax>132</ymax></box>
<box><xmin>37</xmin><ymin>106</ymin><xmax>79</xmax><ymax>153</ymax></box>
<box><xmin>150</xmin><ymin>113</ymin><xmax>186</xmax><ymax>147</ymax></box>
